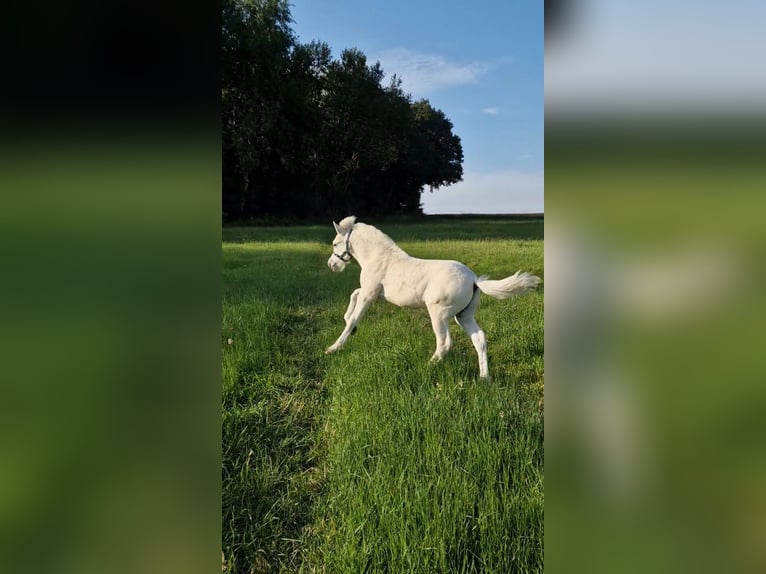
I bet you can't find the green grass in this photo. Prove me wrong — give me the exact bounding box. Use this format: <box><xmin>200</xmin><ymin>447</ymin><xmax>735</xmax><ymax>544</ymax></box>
<box><xmin>222</xmin><ymin>218</ymin><xmax>544</xmax><ymax>573</ymax></box>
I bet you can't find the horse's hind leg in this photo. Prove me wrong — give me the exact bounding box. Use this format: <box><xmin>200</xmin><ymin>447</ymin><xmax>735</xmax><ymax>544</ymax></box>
<box><xmin>456</xmin><ymin>311</ymin><xmax>489</xmax><ymax>379</ymax></box>
<box><xmin>427</xmin><ymin>304</ymin><xmax>452</xmax><ymax>363</ymax></box>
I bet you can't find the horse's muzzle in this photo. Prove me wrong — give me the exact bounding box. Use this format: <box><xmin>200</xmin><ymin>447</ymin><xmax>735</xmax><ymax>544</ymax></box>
<box><xmin>327</xmin><ymin>257</ymin><xmax>345</xmax><ymax>272</ymax></box>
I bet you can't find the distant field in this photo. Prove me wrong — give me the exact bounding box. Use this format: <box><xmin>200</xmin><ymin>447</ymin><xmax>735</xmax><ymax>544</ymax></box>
<box><xmin>222</xmin><ymin>217</ymin><xmax>544</xmax><ymax>573</ymax></box>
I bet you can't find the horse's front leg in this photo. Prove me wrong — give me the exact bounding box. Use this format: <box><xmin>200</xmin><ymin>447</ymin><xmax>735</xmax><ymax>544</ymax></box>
<box><xmin>344</xmin><ymin>288</ymin><xmax>361</xmax><ymax>322</ymax></box>
<box><xmin>326</xmin><ymin>287</ymin><xmax>379</xmax><ymax>354</ymax></box>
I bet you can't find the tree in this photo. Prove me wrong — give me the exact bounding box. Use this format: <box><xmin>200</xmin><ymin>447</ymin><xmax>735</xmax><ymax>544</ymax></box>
<box><xmin>221</xmin><ymin>0</ymin><xmax>295</xmax><ymax>218</ymax></box>
<box><xmin>409</xmin><ymin>99</ymin><xmax>464</xmax><ymax>192</ymax></box>
<box><xmin>314</xmin><ymin>49</ymin><xmax>413</xmax><ymax>216</ymax></box>
<box><xmin>221</xmin><ymin>0</ymin><xmax>464</xmax><ymax>221</ymax></box>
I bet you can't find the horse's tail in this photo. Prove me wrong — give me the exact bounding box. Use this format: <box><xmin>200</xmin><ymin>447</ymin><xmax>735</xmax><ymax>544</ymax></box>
<box><xmin>476</xmin><ymin>271</ymin><xmax>541</xmax><ymax>299</ymax></box>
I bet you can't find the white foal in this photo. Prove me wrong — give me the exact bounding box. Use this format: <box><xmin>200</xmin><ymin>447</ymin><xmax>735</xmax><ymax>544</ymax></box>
<box><xmin>325</xmin><ymin>216</ymin><xmax>541</xmax><ymax>379</ymax></box>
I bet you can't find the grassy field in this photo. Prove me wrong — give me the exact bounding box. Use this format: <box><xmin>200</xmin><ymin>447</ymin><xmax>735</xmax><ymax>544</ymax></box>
<box><xmin>222</xmin><ymin>217</ymin><xmax>544</xmax><ymax>573</ymax></box>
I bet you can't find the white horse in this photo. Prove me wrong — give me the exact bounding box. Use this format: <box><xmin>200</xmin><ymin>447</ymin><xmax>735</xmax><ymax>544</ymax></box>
<box><xmin>325</xmin><ymin>216</ymin><xmax>541</xmax><ymax>379</ymax></box>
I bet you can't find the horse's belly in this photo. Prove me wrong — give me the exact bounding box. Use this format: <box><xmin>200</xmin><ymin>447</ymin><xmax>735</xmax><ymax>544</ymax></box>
<box><xmin>379</xmin><ymin>284</ymin><xmax>423</xmax><ymax>308</ymax></box>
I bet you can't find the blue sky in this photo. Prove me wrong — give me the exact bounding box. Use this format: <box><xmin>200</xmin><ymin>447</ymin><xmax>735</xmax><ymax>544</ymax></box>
<box><xmin>290</xmin><ymin>0</ymin><xmax>544</xmax><ymax>214</ymax></box>
<box><xmin>546</xmin><ymin>0</ymin><xmax>766</xmax><ymax>116</ymax></box>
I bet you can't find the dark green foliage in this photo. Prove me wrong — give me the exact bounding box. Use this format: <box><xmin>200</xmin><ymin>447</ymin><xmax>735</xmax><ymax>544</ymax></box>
<box><xmin>222</xmin><ymin>0</ymin><xmax>464</xmax><ymax>221</ymax></box>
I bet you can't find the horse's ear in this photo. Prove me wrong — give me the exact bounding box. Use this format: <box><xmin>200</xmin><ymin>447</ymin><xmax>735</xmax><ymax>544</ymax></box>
<box><xmin>333</xmin><ymin>221</ymin><xmax>342</xmax><ymax>235</ymax></box>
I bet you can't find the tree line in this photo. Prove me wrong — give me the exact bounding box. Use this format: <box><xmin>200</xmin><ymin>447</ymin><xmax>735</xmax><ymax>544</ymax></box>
<box><xmin>222</xmin><ymin>0</ymin><xmax>464</xmax><ymax>221</ymax></box>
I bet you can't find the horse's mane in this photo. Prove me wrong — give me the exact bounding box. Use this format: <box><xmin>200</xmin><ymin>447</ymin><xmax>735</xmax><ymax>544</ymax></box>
<box><xmin>339</xmin><ymin>215</ymin><xmax>407</xmax><ymax>257</ymax></box>
<box><xmin>357</xmin><ymin>223</ymin><xmax>403</xmax><ymax>252</ymax></box>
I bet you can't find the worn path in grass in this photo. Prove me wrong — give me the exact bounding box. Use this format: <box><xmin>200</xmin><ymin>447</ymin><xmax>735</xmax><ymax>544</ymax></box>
<box><xmin>222</xmin><ymin>218</ymin><xmax>544</xmax><ymax>573</ymax></box>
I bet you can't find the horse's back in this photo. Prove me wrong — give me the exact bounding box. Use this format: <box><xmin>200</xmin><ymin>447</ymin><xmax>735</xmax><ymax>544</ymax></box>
<box><xmin>377</xmin><ymin>256</ymin><xmax>475</xmax><ymax>310</ymax></box>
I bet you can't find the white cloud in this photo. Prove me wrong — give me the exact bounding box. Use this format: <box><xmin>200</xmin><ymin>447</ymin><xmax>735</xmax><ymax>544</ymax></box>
<box><xmin>482</xmin><ymin>106</ymin><xmax>501</xmax><ymax>115</ymax></box>
<box><xmin>421</xmin><ymin>170</ymin><xmax>544</xmax><ymax>214</ymax></box>
<box><xmin>374</xmin><ymin>49</ymin><xmax>491</xmax><ymax>97</ymax></box>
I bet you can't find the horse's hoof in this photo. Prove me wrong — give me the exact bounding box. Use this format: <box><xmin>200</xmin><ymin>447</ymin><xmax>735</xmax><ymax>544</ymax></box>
<box><xmin>350</xmin><ymin>326</ymin><xmax>358</xmax><ymax>335</ymax></box>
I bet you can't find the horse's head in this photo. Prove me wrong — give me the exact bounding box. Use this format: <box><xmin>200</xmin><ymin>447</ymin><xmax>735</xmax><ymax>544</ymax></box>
<box><xmin>327</xmin><ymin>216</ymin><xmax>356</xmax><ymax>272</ymax></box>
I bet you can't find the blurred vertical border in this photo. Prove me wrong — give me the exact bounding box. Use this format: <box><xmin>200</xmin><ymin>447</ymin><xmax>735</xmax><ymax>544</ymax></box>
<box><xmin>546</xmin><ymin>1</ymin><xmax>766</xmax><ymax>572</ymax></box>
<box><xmin>0</xmin><ymin>2</ymin><xmax>221</xmax><ymax>573</ymax></box>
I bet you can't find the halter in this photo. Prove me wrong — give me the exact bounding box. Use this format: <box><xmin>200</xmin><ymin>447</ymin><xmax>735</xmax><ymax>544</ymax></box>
<box><xmin>332</xmin><ymin>228</ymin><xmax>354</xmax><ymax>262</ymax></box>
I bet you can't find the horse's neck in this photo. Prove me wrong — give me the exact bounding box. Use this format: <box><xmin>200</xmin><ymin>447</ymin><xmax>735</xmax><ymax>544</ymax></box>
<box><xmin>354</xmin><ymin>227</ymin><xmax>408</xmax><ymax>267</ymax></box>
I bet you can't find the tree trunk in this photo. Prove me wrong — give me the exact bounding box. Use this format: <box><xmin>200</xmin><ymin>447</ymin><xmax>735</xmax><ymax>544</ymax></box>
<box><xmin>238</xmin><ymin>172</ymin><xmax>250</xmax><ymax>218</ymax></box>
